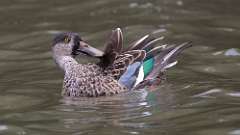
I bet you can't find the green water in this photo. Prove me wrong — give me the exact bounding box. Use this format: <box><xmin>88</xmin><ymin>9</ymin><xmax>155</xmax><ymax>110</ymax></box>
<box><xmin>0</xmin><ymin>0</ymin><xmax>240</xmax><ymax>134</ymax></box>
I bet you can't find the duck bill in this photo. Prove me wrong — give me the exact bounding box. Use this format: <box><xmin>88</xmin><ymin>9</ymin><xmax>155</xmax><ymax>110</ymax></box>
<box><xmin>77</xmin><ymin>41</ymin><xmax>104</xmax><ymax>57</ymax></box>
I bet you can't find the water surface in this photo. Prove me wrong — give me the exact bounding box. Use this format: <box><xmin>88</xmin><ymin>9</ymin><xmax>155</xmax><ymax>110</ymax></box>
<box><xmin>0</xmin><ymin>0</ymin><xmax>240</xmax><ymax>135</ymax></box>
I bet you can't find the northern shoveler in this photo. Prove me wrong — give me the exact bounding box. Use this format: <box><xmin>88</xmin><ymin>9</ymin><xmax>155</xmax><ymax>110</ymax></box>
<box><xmin>52</xmin><ymin>28</ymin><xmax>191</xmax><ymax>97</ymax></box>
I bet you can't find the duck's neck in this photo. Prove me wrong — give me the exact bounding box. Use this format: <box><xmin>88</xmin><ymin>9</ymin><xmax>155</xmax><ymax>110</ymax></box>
<box><xmin>54</xmin><ymin>55</ymin><xmax>78</xmax><ymax>73</ymax></box>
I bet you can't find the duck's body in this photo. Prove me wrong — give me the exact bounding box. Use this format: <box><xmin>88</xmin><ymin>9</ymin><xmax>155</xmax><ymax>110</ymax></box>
<box><xmin>52</xmin><ymin>28</ymin><xmax>191</xmax><ymax>97</ymax></box>
<box><xmin>62</xmin><ymin>62</ymin><xmax>127</xmax><ymax>97</ymax></box>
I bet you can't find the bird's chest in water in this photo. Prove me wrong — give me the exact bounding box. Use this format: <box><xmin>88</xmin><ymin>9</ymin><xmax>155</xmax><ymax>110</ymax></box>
<box><xmin>62</xmin><ymin>72</ymin><xmax>100</xmax><ymax>96</ymax></box>
<box><xmin>63</xmin><ymin>74</ymin><xmax>77</xmax><ymax>90</ymax></box>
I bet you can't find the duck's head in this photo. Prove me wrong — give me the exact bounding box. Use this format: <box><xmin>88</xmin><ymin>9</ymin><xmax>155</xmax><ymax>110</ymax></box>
<box><xmin>52</xmin><ymin>32</ymin><xmax>103</xmax><ymax>58</ymax></box>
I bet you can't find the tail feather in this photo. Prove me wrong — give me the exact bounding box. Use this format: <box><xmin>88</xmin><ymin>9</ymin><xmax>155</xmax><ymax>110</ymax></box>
<box><xmin>142</xmin><ymin>36</ymin><xmax>164</xmax><ymax>51</ymax></box>
<box><xmin>119</xmin><ymin>39</ymin><xmax>192</xmax><ymax>89</ymax></box>
<box><xmin>145</xmin><ymin>44</ymin><xmax>167</xmax><ymax>60</ymax></box>
<box><xmin>125</xmin><ymin>35</ymin><xmax>163</xmax><ymax>51</ymax></box>
<box><xmin>145</xmin><ymin>42</ymin><xmax>192</xmax><ymax>80</ymax></box>
<box><xmin>162</xmin><ymin>42</ymin><xmax>192</xmax><ymax>66</ymax></box>
<box><xmin>126</xmin><ymin>35</ymin><xmax>149</xmax><ymax>51</ymax></box>
<box><xmin>100</xmin><ymin>28</ymin><xmax>192</xmax><ymax>90</ymax></box>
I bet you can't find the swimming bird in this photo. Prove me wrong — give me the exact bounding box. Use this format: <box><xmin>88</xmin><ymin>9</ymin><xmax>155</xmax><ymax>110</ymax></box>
<box><xmin>52</xmin><ymin>28</ymin><xmax>191</xmax><ymax>97</ymax></box>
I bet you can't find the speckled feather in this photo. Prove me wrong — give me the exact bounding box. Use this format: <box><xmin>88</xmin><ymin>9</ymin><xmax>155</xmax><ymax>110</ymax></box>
<box><xmin>52</xmin><ymin>29</ymin><xmax>191</xmax><ymax>97</ymax></box>
<box><xmin>62</xmin><ymin>64</ymin><xmax>127</xmax><ymax>97</ymax></box>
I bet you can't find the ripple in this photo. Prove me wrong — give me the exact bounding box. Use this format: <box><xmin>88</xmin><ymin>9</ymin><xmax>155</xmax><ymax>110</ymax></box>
<box><xmin>0</xmin><ymin>0</ymin><xmax>240</xmax><ymax>134</ymax></box>
<box><xmin>0</xmin><ymin>125</ymin><xmax>8</xmax><ymax>131</ymax></box>
<box><xmin>230</xmin><ymin>129</ymin><xmax>240</xmax><ymax>135</ymax></box>
<box><xmin>0</xmin><ymin>94</ymin><xmax>46</xmax><ymax>111</ymax></box>
<box><xmin>227</xmin><ymin>92</ymin><xmax>240</xmax><ymax>97</ymax></box>
<box><xmin>225</xmin><ymin>48</ymin><xmax>240</xmax><ymax>56</ymax></box>
<box><xmin>192</xmin><ymin>88</ymin><xmax>222</xmax><ymax>98</ymax></box>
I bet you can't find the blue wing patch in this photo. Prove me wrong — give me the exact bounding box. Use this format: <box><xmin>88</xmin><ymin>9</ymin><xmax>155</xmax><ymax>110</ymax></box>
<box><xmin>118</xmin><ymin>62</ymin><xmax>141</xmax><ymax>89</ymax></box>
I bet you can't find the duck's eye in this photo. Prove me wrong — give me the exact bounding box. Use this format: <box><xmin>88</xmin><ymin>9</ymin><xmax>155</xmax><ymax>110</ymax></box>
<box><xmin>64</xmin><ymin>37</ymin><xmax>71</xmax><ymax>43</ymax></box>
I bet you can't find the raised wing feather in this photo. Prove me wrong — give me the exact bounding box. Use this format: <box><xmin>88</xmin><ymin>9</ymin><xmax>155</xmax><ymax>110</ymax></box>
<box><xmin>98</xmin><ymin>28</ymin><xmax>192</xmax><ymax>90</ymax></box>
<box><xmin>99</xmin><ymin>28</ymin><xmax>123</xmax><ymax>68</ymax></box>
<box><xmin>104</xmin><ymin>50</ymin><xmax>146</xmax><ymax>79</ymax></box>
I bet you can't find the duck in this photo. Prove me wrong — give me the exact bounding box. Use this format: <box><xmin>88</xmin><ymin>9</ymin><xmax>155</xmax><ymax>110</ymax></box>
<box><xmin>52</xmin><ymin>28</ymin><xmax>191</xmax><ymax>97</ymax></box>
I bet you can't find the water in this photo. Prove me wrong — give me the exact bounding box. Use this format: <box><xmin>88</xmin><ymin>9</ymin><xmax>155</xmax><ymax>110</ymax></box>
<box><xmin>0</xmin><ymin>0</ymin><xmax>240</xmax><ymax>134</ymax></box>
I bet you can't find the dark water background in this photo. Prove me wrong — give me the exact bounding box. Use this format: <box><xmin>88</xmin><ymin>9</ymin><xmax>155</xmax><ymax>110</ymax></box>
<box><xmin>0</xmin><ymin>0</ymin><xmax>240</xmax><ymax>134</ymax></box>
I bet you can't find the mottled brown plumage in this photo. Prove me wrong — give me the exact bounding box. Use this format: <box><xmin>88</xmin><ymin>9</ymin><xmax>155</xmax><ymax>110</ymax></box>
<box><xmin>52</xmin><ymin>32</ymin><xmax>128</xmax><ymax>97</ymax></box>
<box><xmin>99</xmin><ymin>28</ymin><xmax>146</xmax><ymax>80</ymax></box>
<box><xmin>62</xmin><ymin>64</ymin><xmax>127</xmax><ymax>97</ymax></box>
<box><xmin>52</xmin><ymin>28</ymin><xmax>191</xmax><ymax>97</ymax></box>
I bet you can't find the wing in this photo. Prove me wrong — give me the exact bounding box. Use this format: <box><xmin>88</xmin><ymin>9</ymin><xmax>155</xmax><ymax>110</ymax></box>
<box><xmin>98</xmin><ymin>28</ymin><xmax>192</xmax><ymax>90</ymax></box>
<box><xmin>98</xmin><ymin>28</ymin><xmax>123</xmax><ymax>68</ymax></box>
<box><xmin>104</xmin><ymin>50</ymin><xmax>146</xmax><ymax>79</ymax></box>
<box><xmin>98</xmin><ymin>28</ymin><xmax>147</xmax><ymax>80</ymax></box>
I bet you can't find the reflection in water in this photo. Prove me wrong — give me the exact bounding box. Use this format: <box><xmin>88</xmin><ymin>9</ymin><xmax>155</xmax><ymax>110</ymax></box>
<box><xmin>0</xmin><ymin>0</ymin><xmax>240</xmax><ymax>134</ymax></box>
<box><xmin>58</xmin><ymin>90</ymin><xmax>151</xmax><ymax>131</ymax></box>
